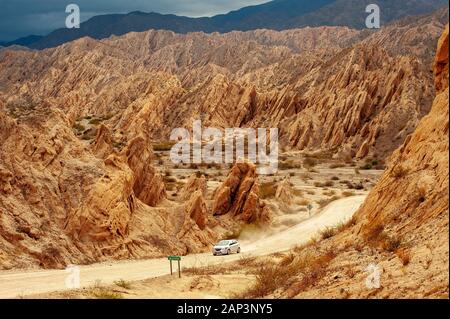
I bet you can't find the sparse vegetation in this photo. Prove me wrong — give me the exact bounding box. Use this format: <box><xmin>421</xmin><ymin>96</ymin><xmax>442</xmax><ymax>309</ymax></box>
<box><xmin>364</xmin><ymin>224</ymin><xmax>402</xmax><ymax>252</ymax></box>
<box><xmin>391</xmin><ymin>164</ymin><xmax>409</xmax><ymax>178</ymax></box>
<box><xmin>238</xmin><ymin>249</ymin><xmax>336</xmax><ymax>298</ymax></box>
<box><xmin>341</xmin><ymin>190</ymin><xmax>355</xmax><ymax>197</ymax></box>
<box><xmin>360</xmin><ymin>163</ymin><xmax>372</xmax><ymax>170</ymax></box>
<box><xmin>114</xmin><ymin>279</ymin><xmax>132</xmax><ymax>289</ymax></box>
<box><xmin>183</xmin><ymin>264</ymin><xmax>229</xmax><ymax>276</ymax></box>
<box><xmin>89</xmin><ymin>282</ymin><xmax>123</xmax><ymax>299</ymax></box>
<box><xmin>320</xmin><ymin>227</ymin><xmax>337</xmax><ymax>239</ymax></box>
<box><xmin>303</xmin><ymin>157</ymin><xmax>317</xmax><ymax>168</ymax></box>
<box><xmin>279</xmin><ymin>160</ymin><xmax>302</xmax><ymax>170</ymax></box>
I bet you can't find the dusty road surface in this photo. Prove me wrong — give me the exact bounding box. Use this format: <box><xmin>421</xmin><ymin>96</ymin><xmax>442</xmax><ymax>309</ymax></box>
<box><xmin>0</xmin><ymin>195</ymin><xmax>365</xmax><ymax>298</ymax></box>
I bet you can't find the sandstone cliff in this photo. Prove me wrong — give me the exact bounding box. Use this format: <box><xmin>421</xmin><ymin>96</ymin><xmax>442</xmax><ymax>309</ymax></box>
<box><xmin>281</xmin><ymin>25</ymin><xmax>449</xmax><ymax>299</ymax></box>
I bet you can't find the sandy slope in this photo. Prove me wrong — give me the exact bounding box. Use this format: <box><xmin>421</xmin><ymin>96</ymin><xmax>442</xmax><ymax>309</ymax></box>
<box><xmin>0</xmin><ymin>196</ymin><xmax>365</xmax><ymax>298</ymax></box>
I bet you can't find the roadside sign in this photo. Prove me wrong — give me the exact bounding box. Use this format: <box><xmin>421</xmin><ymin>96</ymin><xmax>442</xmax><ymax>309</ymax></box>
<box><xmin>168</xmin><ymin>256</ymin><xmax>181</xmax><ymax>261</ymax></box>
<box><xmin>168</xmin><ymin>256</ymin><xmax>181</xmax><ymax>277</ymax></box>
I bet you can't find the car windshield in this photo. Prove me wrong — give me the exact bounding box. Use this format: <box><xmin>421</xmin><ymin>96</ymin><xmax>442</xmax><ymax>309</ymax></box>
<box><xmin>217</xmin><ymin>240</ymin><xmax>230</xmax><ymax>246</ymax></box>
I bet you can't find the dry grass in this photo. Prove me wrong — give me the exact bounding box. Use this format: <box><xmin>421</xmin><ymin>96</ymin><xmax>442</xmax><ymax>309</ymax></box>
<box><xmin>342</xmin><ymin>190</ymin><xmax>355</xmax><ymax>197</ymax></box>
<box><xmin>323</xmin><ymin>189</ymin><xmax>336</xmax><ymax>196</ymax></box>
<box><xmin>317</xmin><ymin>195</ymin><xmax>341</xmax><ymax>208</ymax></box>
<box><xmin>88</xmin><ymin>282</ymin><xmax>123</xmax><ymax>299</ymax></box>
<box><xmin>303</xmin><ymin>157</ymin><xmax>317</xmax><ymax>168</ymax></box>
<box><xmin>237</xmin><ymin>249</ymin><xmax>337</xmax><ymax>298</ymax></box>
<box><xmin>364</xmin><ymin>224</ymin><xmax>402</xmax><ymax>252</ymax></box>
<box><xmin>390</xmin><ymin>164</ymin><xmax>410</xmax><ymax>178</ymax></box>
<box><xmin>183</xmin><ymin>264</ymin><xmax>230</xmax><ymax>276</ymax></box>
<box><xmin>320</xmin><ymin>227</ymin><xmax>338</xmax><ymax>240</ymax></box>
<box><xmin>114</xmin><ymin>279</ymin><xmax>132</xmax><ymax>289</ymax></box>
<box><xmin>237</xmin><ymin>255</ymin><xmax>257</xmax><ymax>267</ymax></box>
<box><xmin>279</xmin><ymin>252</ymin><xmax>296</xmax><ymax>267</ymax></box>
<box><xmin>279</xmin><ymin>160</ymin><xmax>302</xmax><ymax>170</ymax></box>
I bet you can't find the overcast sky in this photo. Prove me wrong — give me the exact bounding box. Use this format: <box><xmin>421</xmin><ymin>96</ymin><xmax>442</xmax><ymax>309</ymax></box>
<box><xmin>0</xmin><ymin>0</ymin><xmax>269</xmax><ymax>41</ymax></box>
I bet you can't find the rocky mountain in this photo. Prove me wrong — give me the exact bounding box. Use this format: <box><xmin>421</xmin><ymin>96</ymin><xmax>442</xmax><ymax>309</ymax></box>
<box><xmin>4</xmin><ymin>0</ymin><xmax>447</xmax><ymax>49</ymax></box>
<box><xmin>0</xmin><ymin>10</ymin><xmax>447</xmax><ymax>269</ymax></box>
<box><xmin>0</xmin><ymin>35</ymin><xmax>43</xmax><ymax>48</ymax></box>
<box><xmin>279</xmin><ymin>24</ymin><xmax>448</xmax><ymax>299</ymax></box>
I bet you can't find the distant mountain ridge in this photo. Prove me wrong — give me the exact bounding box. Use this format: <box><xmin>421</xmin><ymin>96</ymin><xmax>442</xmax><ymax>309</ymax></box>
<box><xmin>2</xmin><ymin>0</ymin><xmax>448</xmax><ymax>49</ymax></box>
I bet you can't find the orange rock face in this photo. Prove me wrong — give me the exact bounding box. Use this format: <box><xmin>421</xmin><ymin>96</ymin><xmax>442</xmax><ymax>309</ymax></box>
<box><xmin>212</xmin><ymin>162</ymin><xmax>270</xmax><ymax>224</ymax></box>
<box><xmin>0</xmin><ymin>10</ymin><xmax>447</xmax><ymax>270</ymax></box>
<box><xmin>0</xmin><ymin>10</ymin><xmax>446</xmax><ymax>160</ymax></box>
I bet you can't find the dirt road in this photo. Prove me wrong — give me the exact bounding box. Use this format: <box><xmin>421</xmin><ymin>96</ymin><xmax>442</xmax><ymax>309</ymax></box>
<box><xmin>0</xmin><ymin>195</ymin><xmax>365</xmax><ymax>298</ymax></box>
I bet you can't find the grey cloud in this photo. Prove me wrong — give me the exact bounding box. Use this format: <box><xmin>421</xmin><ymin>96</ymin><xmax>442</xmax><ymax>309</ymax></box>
<box><xmin>0</xmin><ymin>0</ymin><xmax>268</xmax><ymax>41</ymax></box>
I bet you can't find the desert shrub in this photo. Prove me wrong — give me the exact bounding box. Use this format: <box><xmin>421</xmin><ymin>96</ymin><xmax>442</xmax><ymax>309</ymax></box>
<box><xmin>364</xmin><ymin>224</ymin><xmax>401</xmax><ymax>252</ymax></box>
<box><xmin>342</xmin><ymin>190</ymin><xmax>355</xmax><ymax>197</ymax></box>
<box><xmin>183</xmin><ymin>264</ymin><xmax>229</xmax><ymax>276</ymax></box>
<box><xmin>89</xmin><ymin>284</ymin><xmax>123</xmax><ymax>299</ymax></box>
<box><xmin>279</xmin><ymin>160</ymin><xmax>302</xmax><ymax>170</ymax></box>
<box><xmin>324</xmin><ymin>180</ymin><xmax>334</xmax><ymax>187</ymax></box>
<box><xmin>329</xmin><ymin>163</ymin><xmax>345</xmax><ymax>169</ymax></box>
<box><xmin>314</xmin><ymin>181</ymin><xmax>324</xmax><ymax>187</ymax></box>
<box><xmin>279</xmin><ymin>252</ymin><xmax>296</xmax><ymax>267</ymax></box>
<box><xmin>360</xmin><ymin>164</ymin><xmax>372</xmax><ymax>170</ymax></box>
<box><xmin>317</xmin><ymin>195</ymin><xmax>341</xmax><ymax>208</ymax></box>
<box><xmin>114</xmin><ymin>279</ymin><xmax>132</xmax><ymax>289</ymax></box>
<box><xmin>390</xmin><ymin>164</ymin><xmax>409</xmax><ymax>178</ymax></box>
<box><xmin>237</xmin><ymin>255</ymin><xmax>257</xmax><ymax>267</ymax></box>
<box><xmin>320</xmin><ymin>227</ymin><xmax>337</xmax><ymax>240</ymax></box>
<box><xmin>323</xmin><ymin>190</ymin><xmax>336</xmax><ymax>196</ymax></box>
<box><xmin>303</xmin><ymin>157</ymin><xmax>317</xmax><ymax>168</ymax></box>
<box><xmin>383</xmin><ymin>237</ymin><xmax>401</xmax><ymax>252</ymax></box>
<box><xmin>331</xmin><ymin>176</ymin><xmax>340</xmax><ymax>181</ymax></box>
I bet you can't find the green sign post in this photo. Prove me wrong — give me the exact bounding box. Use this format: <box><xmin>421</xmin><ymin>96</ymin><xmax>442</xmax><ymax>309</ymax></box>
<box><xmin>168</xmin><ymin>256</ymin><xmax>181</xmax><ymax>278</ymax></box>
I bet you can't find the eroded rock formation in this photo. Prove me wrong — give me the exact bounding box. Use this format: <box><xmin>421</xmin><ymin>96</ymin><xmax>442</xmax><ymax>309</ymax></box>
<box><xmin>212</xmin><ymin>162</ymin><xmax>270</xmax><ymax>224</ymax></box>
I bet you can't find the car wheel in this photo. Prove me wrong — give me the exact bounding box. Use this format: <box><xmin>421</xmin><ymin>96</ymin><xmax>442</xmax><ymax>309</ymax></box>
<box><xmin>227</xmin><ymin>249</ymin><xmax>231</xmax><ymax>255</ymax></box>
<box><xmin>237</xmin><ymin>247</ymin><xmax>241</xmax><ymax>253</ymax></box>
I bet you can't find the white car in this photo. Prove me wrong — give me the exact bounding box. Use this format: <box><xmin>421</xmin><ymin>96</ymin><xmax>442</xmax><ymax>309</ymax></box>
<box><xmin>212</xmin><ymin>239</ymin><xmax>241</xmax><ymax>255</ymax></box>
